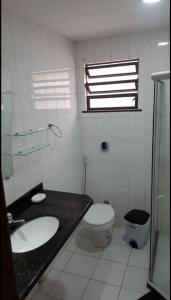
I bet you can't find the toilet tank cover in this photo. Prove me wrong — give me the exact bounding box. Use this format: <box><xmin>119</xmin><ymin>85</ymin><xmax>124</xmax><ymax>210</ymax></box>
<box><xmin>83</xmin><ymin>203</ymin><xmax>114</xmax><ymax>226</ymax></box>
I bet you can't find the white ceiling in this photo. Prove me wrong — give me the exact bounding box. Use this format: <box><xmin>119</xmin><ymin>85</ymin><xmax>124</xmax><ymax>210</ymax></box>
<box><xmin>2</xmin><ymin>0</ymin><xmax>170</xmax><ymax>41</ymax></box>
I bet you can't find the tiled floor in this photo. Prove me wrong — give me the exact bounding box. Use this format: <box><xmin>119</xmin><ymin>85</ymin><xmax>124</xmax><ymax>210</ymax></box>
<box><xmin>152</xmin><ymin>233</ymin><xmax>170</xmax><ymax>299</ymax></box>
<box><xmin>27</xmin><ymin>224</ymin><xmax>150</xmax><ymax>300</ymax></box>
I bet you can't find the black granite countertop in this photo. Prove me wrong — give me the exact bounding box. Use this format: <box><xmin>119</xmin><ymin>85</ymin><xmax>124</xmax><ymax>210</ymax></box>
<box><xmin>7</xmin><ymin>183</ymin><xmax>93</xmax><ymax>300</ymax></box>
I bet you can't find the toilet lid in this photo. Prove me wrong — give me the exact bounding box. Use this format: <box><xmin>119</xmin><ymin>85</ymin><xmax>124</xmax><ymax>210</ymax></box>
<box><xmin>83</xmin><ymin>204</ymin><xmax>114</xmax><ymax>226</ymax></box>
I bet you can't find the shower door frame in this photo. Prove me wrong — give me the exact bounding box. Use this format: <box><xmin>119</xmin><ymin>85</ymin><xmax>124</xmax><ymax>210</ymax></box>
<box><xmin>148</xmin><ymin>70</ymin><xmax>170</xmax><ymax>300</ymax></box>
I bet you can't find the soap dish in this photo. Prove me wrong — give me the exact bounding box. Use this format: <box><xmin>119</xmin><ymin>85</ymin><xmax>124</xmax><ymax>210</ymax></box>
<box><xmin>31</xmin><ymin>193</ymin><xmax>46</xmax><ymax>203</ymax></box>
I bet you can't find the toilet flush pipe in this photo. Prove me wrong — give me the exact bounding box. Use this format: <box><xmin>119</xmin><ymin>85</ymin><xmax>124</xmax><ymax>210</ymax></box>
<box><xmin>83</xmin><ymin>156</ymin><xmax>88</xmax><ymax>195</ymax></box>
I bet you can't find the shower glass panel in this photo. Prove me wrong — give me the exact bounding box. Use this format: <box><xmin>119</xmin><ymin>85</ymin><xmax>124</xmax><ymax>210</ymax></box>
<box><xmin>149</xmin><ymin>75</ymin><xmax>170</xmax><ymax>300</ymax></box>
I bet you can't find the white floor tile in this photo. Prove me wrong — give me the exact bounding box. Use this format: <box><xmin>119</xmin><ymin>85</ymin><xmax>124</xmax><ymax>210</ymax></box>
<box><xmin>92</xmin><ymin>259</ymin><xmax>126</xmax><ymax>286</ymax></box>
<box><xmin>142</xmin><ymin>240</ymin><xmax>150</xmax><ymax>251</ymax></box>
<box><xmin>37</xmin><ymin>269</ymin><xmax>61</xmax><ymax>294</ymax></box>
<box><xmin>65</xmin><ymin>235</ymin><xmax>83</xmax><ymax>252</ymax></box>
<box><xmin>111</xmin><ymin>227</ymin><xmax>129</xmax><ymax>247</ymax></box>
<box><xmin>76</xmin><ymin>237</ymin><xmax>103</xmax><ymax>258</ymax></box>
<box><xmin>64</xmin><ymin>253</ymin><xmax>98</xmax><ymax>278</ymax></box>
<box><xmin>73</xmin><ymin>222</ymin><xmax>92</xmax><ymax>238</ymax></box>
<box><xmin>25</xmin><ymin>284</ymin><xmax>38</xmax><ymax>300</ymax></box>
<box><xmin>45</xmin><ymin>296</ymin><xmax>60</xmax><ymax>300</ymax></box>
<box><xmin>81</xmin><ymin>280</ymin><xmax>120</xmax><ymax>300</ymax></box>
<box><xmin>31</xmin><ymin>292</ymin><xmax>46</xmax><ymax>300</ymax></box>
<box><xmin>76</xmin><ymin>226</ymin><xmax>92</xmax><ymax>238</ymax></box>
<box><xmin>128</xmin><ymin>249</ymin><xmax>149</xmax><ymax>269</ymax></box>
<box><xmin>53</xmin><ymin>251</ymin><xmax>73</xmax><ymax>271</ymax></box>
<box><xmin>118</xmin><ymin>288</ymin><xmax>143</xmax><ymax>300</ymax></box>
<box><xmin>152</xmin><ymin>233</ymin><xmax>170</xmax><ymax>295</ymax></box>
<box><xmin>49</xmin><ymin>272</ymin><xmax>89</xmax><ymax>300</ymax></box>
<box><xmin>122</xmin><ymin>266</ymin><xmax>149</xmax><ymax>294</ymax></box>
<box><xmin>101</xmin><ymin>243</ymin><xmax>131</xmax><ymax>264</ymax></box>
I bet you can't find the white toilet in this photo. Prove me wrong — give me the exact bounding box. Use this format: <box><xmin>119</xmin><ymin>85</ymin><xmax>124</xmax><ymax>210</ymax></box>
<box><xmin>83</xmin><ymin>203</ymin><xmax>115</xmax><ymax>248</ymax></box>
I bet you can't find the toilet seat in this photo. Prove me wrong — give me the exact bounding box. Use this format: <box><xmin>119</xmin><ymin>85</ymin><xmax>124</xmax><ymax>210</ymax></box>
<box><xmin>83</xmin><ymin>203</ymin><xmax>115</xmax><ymax>227</ymax></box>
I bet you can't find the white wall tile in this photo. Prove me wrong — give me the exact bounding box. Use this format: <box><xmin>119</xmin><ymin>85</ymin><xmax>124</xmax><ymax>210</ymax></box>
<box><xmin>13</xmin><ymin>168</ymin><xmax>30</xmax><ymax>199</ymax></box>
<box><xmin>129</xmin><ymin>165</ymin><xmax>146</xmax><ymax>189</ymax></box>
<box><xmin>83</xmin><ymin>141</ymin><xmax>98</xmax><ymax>162</ymax></box>
<box><xmin>14</xmin><ymin>53</ymin><xmax>31</xmax><ymax>93</ymax></box>
<box><xmin>82</xmin><ymin>117</ymin><xmax>97</xmax><ymax>141</ymax></box>
<box><xmin>1</xmin><ymin>50</ymin><xmax>18</xmax><ymax>93</ymax></box>
<box><xmin>111</xmin><ymin>117</ymin><xmax>129</xmax><ymax>141</ymax></box>
<box><xmin>94</xmin><ymin>37</ymin><xmax>112</xmax><ymax>62</ymax></box>
<box><xmin>1</xmin><ymin>9</ymin><xmax>13</xmax><ymax>51</ymax></box>
<box><xmin>148</xmin><ymin>29</ymin><xmax>170</xmax><ymax>74</ymax></box>
<box><xmin>86</xmin><ymin>182</ymin><xmax>98</xmax><ymax>202</ymax></box>
<box><xmin>76</xmin><ymin>40</ymin><xmax>94</xmax><ymax>68</ymax></box>
<box><xmin>129</xmin><ymin>31</ymin><xmax>150</xmax><ymax>61</ymax></box>
<box><xmin>129</xmin><ymin>117</ymin><xmax>147</xmax><ymax>142</ymax></box>
<box><xmin>112</xmin><ymin>35</ymin><xmax>129</xmax><ymax>60</ymax></box>
<box><xmin>113</xmin><ymin>186</ymin><xmax>129</xmax><ymax>208</ymax></box>
<box><xmin>112</xmin><ymin>164</ymin><xmax>129</xmax><ymax>187</ymax></box>
<box><xmin>3</xmin><ymin>177</ymin><xmax>16</xmax><ymax>205</ymax></box>
<box><xmin>129</xmin><ymin>187</ymin><xmax>146</xmax><ymax>210</ymax></box>
<box><xmin>2</xmin><ymin>7</ymin><xmax>82</xmax><ymax>206</ymax></box>
<box><xmin>128</xmin><ymin>142</ymin><xmax>146</xmax><ymax>165</ymax></box>
<box><xmin>97</xmin><ymin>183</ymin><xmax>113</xmax><ymax>205</ymax></box>
<box><xmin>86</xmin><ymin>162</ymin><xmax>98</xmax><ymax>182</ymax></box>
<box><xmin>96</xmin><ymin>117</ymin><xmax>112</xmax><ymax>141</ymax></box>
<box><xmin>97</xmin><ymin>160</ymin><xmax>114</xmax><ymax>185</ymax></box>
<box><xmin>11</xmin><ymin>13</ymin><xmax>29</xmax><ymax>55</ymax></box>
<box><xmin>111</xmin><ymin>141</ymin><xmax>129</xmax><ymax>164</ymax></box>
<box><xmin>27</xmin><ymin>23</ymin><xmax>43</xmax><ymax>70</ymax></box>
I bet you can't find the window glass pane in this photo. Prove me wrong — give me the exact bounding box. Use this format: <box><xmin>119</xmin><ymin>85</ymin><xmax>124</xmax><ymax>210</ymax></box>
<box><xmin>89</xmin><ymin>96</ymin><xmax>136</xmax><ymax>108</ymax></box>
<box><xmin>89</xmin><ymin>65</ymin><xmax>136</xmax><ymax>77</ymax></box>
<box><xmin>89</xmin><ymin>82</ymin><xmax>136</xmax><ymax>92</ymax></box>
<box><xmin>87</xmin><ymin>74</ymin><xmax>138</xmax><ymax>83</ymax></box>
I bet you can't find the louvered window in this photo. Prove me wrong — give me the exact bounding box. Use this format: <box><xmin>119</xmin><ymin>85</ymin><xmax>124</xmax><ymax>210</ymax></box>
<box><xmin>85</xmin><ymin>59</ymin><xmax>139</xmax><ymax>111</ymax></box>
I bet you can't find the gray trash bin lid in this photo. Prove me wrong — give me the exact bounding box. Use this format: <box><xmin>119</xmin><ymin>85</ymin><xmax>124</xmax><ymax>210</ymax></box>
<box><xmin>124</xmin><ymin>209</ymin><xmax>150</xmax><ymax>225</ymax></box>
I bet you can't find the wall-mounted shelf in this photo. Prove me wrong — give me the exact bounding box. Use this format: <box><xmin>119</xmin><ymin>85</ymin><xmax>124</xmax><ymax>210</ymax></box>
<box><xmin>7</xmin><ymin>127</ymin><xmax>49</xmax><ymax>136</ymax></box>
<box><xmin>7</xmin><ymin>144</ymin><xmax>50</xmax><ymax>156</ymax></box>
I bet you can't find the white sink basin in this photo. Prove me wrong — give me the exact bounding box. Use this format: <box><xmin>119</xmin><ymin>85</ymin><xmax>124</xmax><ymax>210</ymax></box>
<box><xmin>11</xmin><ymin>216</ymin><xmax>59</xmax><ymax>253</ymax></box>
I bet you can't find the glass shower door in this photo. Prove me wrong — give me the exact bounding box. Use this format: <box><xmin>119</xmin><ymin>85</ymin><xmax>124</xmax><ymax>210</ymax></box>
<box><xmin>149</xmin><ymin>78</ymin><xmax>170</xmax><ymax>300</ymax></box>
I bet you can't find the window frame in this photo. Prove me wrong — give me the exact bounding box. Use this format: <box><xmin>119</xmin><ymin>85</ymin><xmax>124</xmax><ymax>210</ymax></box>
<box><xmin>87</xmin><ymin>93</ymin><xmax>138</xmax><ymax>111</ymax></box>
<box><xmin>84</xmin><ymin>58</ymin><xmax>140</xmax><ymax>112</ymax></box>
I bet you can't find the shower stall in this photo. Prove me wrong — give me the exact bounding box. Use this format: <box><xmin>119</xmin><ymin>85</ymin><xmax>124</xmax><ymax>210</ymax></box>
<box><xmin>148</xmin><ymin>71</ymin><xmax>170</xmax><ymax>299</ymax></box>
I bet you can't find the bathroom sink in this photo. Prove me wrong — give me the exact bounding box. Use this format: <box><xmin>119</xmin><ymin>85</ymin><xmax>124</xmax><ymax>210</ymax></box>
<box><xmin>11</xmin><ymin>216</ymin><xmax>59</xmax><ymax>253</ymax></box>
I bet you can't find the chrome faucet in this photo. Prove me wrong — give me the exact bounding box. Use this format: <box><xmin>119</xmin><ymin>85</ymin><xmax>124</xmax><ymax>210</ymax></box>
<box><xmin>7</xmin><ymin>212</ymin><xmax>25</xmax><ymax>225</ymax></box>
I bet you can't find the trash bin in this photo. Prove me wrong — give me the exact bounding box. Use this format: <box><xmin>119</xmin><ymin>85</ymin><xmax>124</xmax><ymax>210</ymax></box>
<box><xmin>123</xmin><ymin>209</ymin><xmax>150</xmax><ymax>249</ymax></box>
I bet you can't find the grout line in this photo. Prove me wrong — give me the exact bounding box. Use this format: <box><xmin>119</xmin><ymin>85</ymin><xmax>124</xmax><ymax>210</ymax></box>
<box><xmin>80</xmin><ymin>248</ymin><xmax>119</xmax><ymax>300</ymax></box>
<box><xmin>116</xmin><ymin>245</ymin><xmax>133</xmax><ymax>300</ymax></box>
<box><xmin>79</xmin><ymin>278</ymin><xmax>91</xmax><ymax>300</ymax></box>
<box><xmin>89</xmin><ymin>254</ymin><xmax>103</xmax><ymax>280</ymax></box>
<box><xmin>38</xmin><ymin>227</ymin><xmax>149</xmax><ymax>300</ymax></box>
<box><xmin>57</xmin><ymin>236</ymin><xmax>84</xmax><ymax>273</ymax></box>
